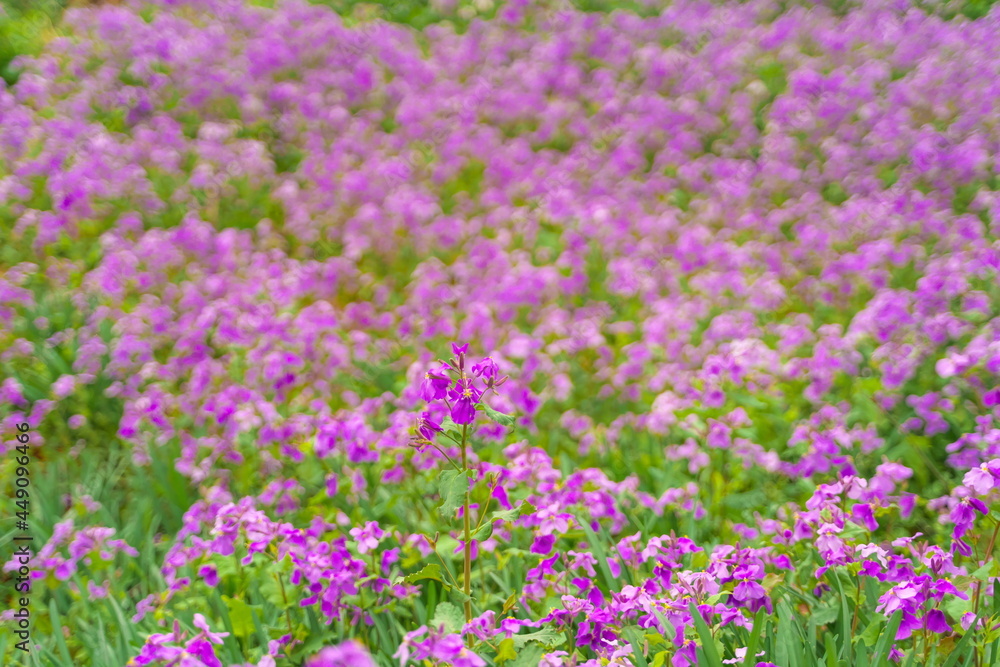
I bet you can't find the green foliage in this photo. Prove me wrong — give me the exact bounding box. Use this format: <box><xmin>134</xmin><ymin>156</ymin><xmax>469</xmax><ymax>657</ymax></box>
<box><xmin>0</xmin><ymin>0</ymin><xmax>64</xmax><ymax>86</ymax></box>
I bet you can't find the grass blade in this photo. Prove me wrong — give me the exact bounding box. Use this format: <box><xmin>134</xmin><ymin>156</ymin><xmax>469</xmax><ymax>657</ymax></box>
<box><xmin>742</xmin><ymin>608</ymin><xmax>766</xmax><ymax>667</ymax></box>
<box><xmin>871</xmin><ymin>611</ymin><xmax>902</xmax><ymax>667</ymax></box>
<box><xmin>688</xmin><ymin>601</ymin><xmax>724</xmax><ymax>667</ymax></box>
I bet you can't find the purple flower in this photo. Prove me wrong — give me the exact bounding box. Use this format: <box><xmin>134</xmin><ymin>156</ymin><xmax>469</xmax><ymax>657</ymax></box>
<box><xmin>733</xmin><ymin>579</ymin><xmax>766</xmax><ymax>602</ymax></box>
<box><xmin>418</xmin><ymin>412</ymin><xmax>443</xmax><ymax>440</ymax></box>
<box><xmin>192</xmin><ymin>613</ymin><xmax>229</xmax><ymax>644</ymax></box>
<box><xmin>963</xmin><ymin>461</ymin><xmax>1000</xmax><ymax>495</ymax></box>
<box><xmin>349</xmin><ymin>521</ymin><xmax>384</xmax><ymax>554</ymax></box>
<box><xmin>52</xmin><ymin>374</ymin><xmax>77</xmax><ymax>399</ymax></box>
<box><xmin>449</xmin><ymin>379</ymin><xmax>481</xmax><ymax>425</ymax></box>
<box><xmin>306</xmin><ymin>641</ymin><xmax>377</xmax><ymax>667</ymax></box>
<box><xmin>924</xmin><ymin>609</ymin><xmax>950</xmax><ymax>634</ymax></box>
<box><xmin>198</xmin><ymin>564</ymin><xmax>219</xmax><ymax>587</ymax></box>
<box><xmin>420</xmin><ymin>368</ymin><xmax>452</xmax><ymax>401</ymax></box>
<box><xmin>471</xmin><ymin>357</ymin><xmax>499</xmax><ymax>379</ymax></box>
<box><xmin>851</xmin><ymin>503</ymin><xmax>879</xmax><ymax>532</ymax></box>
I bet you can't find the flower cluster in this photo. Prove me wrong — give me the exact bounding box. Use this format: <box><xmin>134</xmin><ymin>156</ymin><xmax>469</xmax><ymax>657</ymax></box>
<box><xmin>2</xmin><ymin>0</ymin><xmax>1000</xmax><ymax>665</ymax></box>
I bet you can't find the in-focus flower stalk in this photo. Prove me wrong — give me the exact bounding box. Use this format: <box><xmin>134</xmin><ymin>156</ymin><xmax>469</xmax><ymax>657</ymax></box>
<box><xmin>461</xmin><ymin>422</ymin><xmax>473</xmax><ymax>644</ymax></box>
<box><xmin>413</xmin><ymin>343</ymin><xmax>510</xmax><ymax>652</ymax></box>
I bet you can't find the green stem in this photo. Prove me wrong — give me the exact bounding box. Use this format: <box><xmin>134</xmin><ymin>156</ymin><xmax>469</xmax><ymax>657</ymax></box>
<box><xmin>850</xmin><ymin>575</ymin><xmax>862</xmax><ymax>637</ymax></box>
<box><xmin>971</xmin><ymin>519</ymin><xmax>1000</xmax><ymax>667</ymax></box>
<box><xmin>461</xmin><ymin>423</ymin><xmax>473</xmax><ymax>646</ymax></box>
<box><xmin>429</xmin><ymin>545</ymin><xmax>463</xmax><ymax>589</ymax></box>
<box><xmin>429</xmin><ymin>442</ymin><xmax>463</xmax><ymax>472</ymax></box>
<box><xmin>973</xmin><ymin>520</ymin><xmax>1000</xmax><ymax>617</ymax></box>
<box><xmin>234</xmin><ymin>543</ymin><xmax>244</xmax><ymax>595</ymax></box>
<box><xmin>473</xmin><ymin>485</ymin><xmax>494</xmax><ymax>533</ymax></box>
<box><xmin>275</xmin><ymin>572</ymin><xmax>294</xmax><ymax>635</ymax></box>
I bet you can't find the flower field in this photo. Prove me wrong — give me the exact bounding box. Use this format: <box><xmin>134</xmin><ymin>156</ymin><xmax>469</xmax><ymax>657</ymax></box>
<box><xmin>2</xmin><ymin>0</ymin><xmax>1000</xmax><ymax>664</ymax></box>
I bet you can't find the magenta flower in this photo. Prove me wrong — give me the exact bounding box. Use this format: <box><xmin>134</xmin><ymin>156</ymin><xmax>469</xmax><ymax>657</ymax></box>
<box><xmin>449</xmin><ymin>378</ymin><xmax>482</xmax><ymax>425</ymax></box>
<box><xmin>349</xmin><ymin>521</ymin><xmax>385</xmax><ymax>554</ymax></box>
<box><xmin>420</xmin><ymin>368</ymin><xmax>452</xmax><ymax>401</ymax></box>
<box><xmin>924</xmin><ymin>609</ymin><xmax>950</xmax><ymax>634</ymax></box>
<box><xmin>306</xmin><ymin>641</ymin><xmax>377</xmax><ymax>667</ymax></box>
<box><xmin>878</xmin><ymin>584</ymin><xmax>918</xmax><ymax>615</ymax></box>
<box><xmin>418</xmin><ymin>412</ymin><xmax>443</xmax><ymax>440</ymax></box>
<box><xmin>733</xmin><ymin>579</ymin><xmax>766</xmax><ymax>603</ymax></box>
<box><xmin>471</xmin><ymin>357</ymin><xmax>499</xmax><ymax>380</ymax></box>
<box><xmin>851</xmin><ymin>504</ymin><xmax>879</xmax><ymax>532</ymax></box>
<box><xmin>192</xmin><ymin>613</ymin><xmax>229</xmax><ymax>644</ymax></box>
<box><xmin>963</xmin><ymin>461</ymin><xmax>1000</xmax><ymax>495</ymax></box>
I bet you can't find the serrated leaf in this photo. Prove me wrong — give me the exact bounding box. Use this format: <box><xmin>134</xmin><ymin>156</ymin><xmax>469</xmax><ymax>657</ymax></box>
<box><xmin>438</xmin><ymin>469</ymin><xmax>471</xmax><ymax>518</ymax></box>
<box><xmin>491</xmin><ymin>507</ymin><xmax>520</xmax><ymax>522</ymax></box>
<box><xmin>496</xmin><ymin>638</ymin><xmax>518</xmax><ymax>664</ymax></box>
<box><xmin>396</xmin><ymin>563</ymin><xmax>444</xmax><ymax>585</ymax></box>
<box><xmin>511</xmin><ymin>627</ymin><xmax>566</xmax><ymax>648</ymax></box>
<box><xmin>811</xmin><ymin>603</ymin><xmax>840</xmax><ymax>626</ymax></box>
<box><xmin>492</xmin><ymin>500</ymin><xmax>536</xmax><ymax>524</ymax></box>
<box><xmin>431</xmin><ymin>602</ymin><xmax>466</xmax><ymax>634</ymax></box>
<box><xmin>221</xmin><ymin>594</ymin><xmax>255</xmax><ymax>639</ymax></box>
<box><xmin>483</xmin><ymin>403</ymin><xmax>516</xmax><ymax>427</ymax></box>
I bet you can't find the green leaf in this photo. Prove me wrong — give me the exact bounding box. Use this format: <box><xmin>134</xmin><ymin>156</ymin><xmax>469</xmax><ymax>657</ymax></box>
<box><xmin>221</xmin><ymin>595</ymin><xmax>255</xmax><ymax>639</ymax></box>
<box><xmin>474</xmin><ymin>521</ymin><xmax>494</xmax><ymax>541</ymax></box>
<box><xmin>439</xmin><ymin>414</ymin><xmax>462</xmax><ymax>438</ymax></box>
<box><xmin>491</xmin><ymin>507</ymin><xmax>520</xmax><ymax>522</ymax></box>
<box><xmin>510</xmin><ymin>643</ymin><xmax>546</xmax><ymax>667</ymax></box>
<box><xmin>496</xmin><ymin>638</ymin><xmax>518</xmax><ymax>664</ymax></box>
<box><xmin>688</xmin><ymin>602</ymin><xmax>724</xmax><ymax>667</ymax></box>
<box><xmin>431</xmin><ymin>602</ymin><xmax>466</xmax><ymax>634</ymax></box>
<box><xmin>776</xmin><ymin>601</ymin><xmax>801</xmax><ymax>667</ymax></box>
<box><xmin>824</xmin><ymin>631</ymin><xmax>837</xmax><ymax>667</ymax></box>
<box><xmin>811</xmin><ymin>604</ymin><xmax>840</xmax><ymax>626</ymax></box>
<box><xmin>742</xmin><ymin>608</ymin><xmax>766</xmax><ymax>667</ymax></box>
<box><xmin>970</xmin><ymin>561</ymin><xmax>993</xmax><ymax>580</ymax></box>
<box><xmin>857</xmin><ymin>617</ymin><xmax>884</xmax><ymax>648</ymax></box>
<box><xmin>448</xmin><ymin>586</ymin><xmax>472</xmax><ymax>606</ymax></box>
<box><xmin>438</xmin><ymin>469</ymin><xmax>471</xmax><ymax>518</ymax></box>
<box><xmin>397</xmin><ymin>563</ymin><xmax>444</xmax><ymax>585</ymax></box>
<box><xmin>872</xmin><ymin>611</ymin><xmax>902</xmax><ymax>666</ymax></box>
<box><xmin>482</xmin><ymin>403</ymin><xmax>516</xmax><ymax>427</ymax></box>
<box><xmin>624</xmin><ymin>625</ymin><xmax>650</xmax><ymax>667</ymax></box>
<box><xmin>492</xmin><ymin>500</ymin><xmax>538</xmax><ymax>524</ymax></box>
<box><xmin>511</xmin><ymin>627</ymin><xmax>565</xmax><ymax>648</ymax></box>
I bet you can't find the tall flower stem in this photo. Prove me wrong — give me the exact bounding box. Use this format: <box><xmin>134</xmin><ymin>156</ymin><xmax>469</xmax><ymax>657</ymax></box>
<box><xmin>973</xmin><ymin>519</ymin><xmax>1000</xmax><ymax>617</ymax></box>
<box><xmin>461</xmin><ymin>423</ymin><xmax>473</xmax><ymax>645</ymax></box>
<box><xmin>972</xmin><ymin>517</ymin><xmax>1000</xmax><ymax>667</ymax></box>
